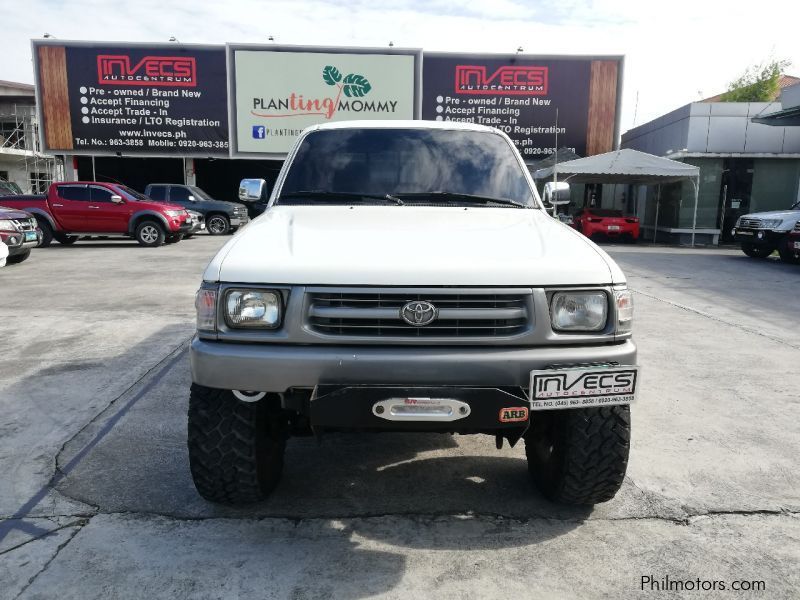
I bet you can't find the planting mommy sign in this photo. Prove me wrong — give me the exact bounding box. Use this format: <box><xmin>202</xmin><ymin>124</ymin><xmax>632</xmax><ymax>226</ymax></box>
<box><xmin>230</xmin><ymin>46</ymin><xmax>420</xmax><ymax>157</ymax></box>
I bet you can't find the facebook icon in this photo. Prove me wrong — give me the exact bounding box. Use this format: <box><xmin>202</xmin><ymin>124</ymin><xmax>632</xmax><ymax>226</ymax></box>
<box><xmin>252</xmin><ymin>125</ymin><xmax>266</xmax><ymax>139</ymax></box>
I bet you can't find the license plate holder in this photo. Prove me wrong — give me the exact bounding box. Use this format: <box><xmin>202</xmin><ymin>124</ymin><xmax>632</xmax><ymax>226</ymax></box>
<box><xmin>607</xmin><ymin>225</ymin><xmax>620</xmax><ymax>231</ymax></box>
<box><xmin>24</xmin><ymin>231</ymin><xmax>38</xmax><ymax>242</ymax></box>
<box><xmin>529</xmin><ymin>365</ymin><xmax>639</xmax><ymax>411</ymax></box>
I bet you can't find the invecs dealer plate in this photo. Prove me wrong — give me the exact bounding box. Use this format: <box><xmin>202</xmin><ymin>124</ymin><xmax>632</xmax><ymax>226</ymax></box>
<box><xmin>529</xmin><ymin>366</ymin><xmax>640</xmax><ymax>410</ymax></box>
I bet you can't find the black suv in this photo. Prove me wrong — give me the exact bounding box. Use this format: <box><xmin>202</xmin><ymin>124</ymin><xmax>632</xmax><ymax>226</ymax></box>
<box><xmin>144</xmin><ymin>184</ymin><xmax>249</xmax><ymax>235</ymax></box>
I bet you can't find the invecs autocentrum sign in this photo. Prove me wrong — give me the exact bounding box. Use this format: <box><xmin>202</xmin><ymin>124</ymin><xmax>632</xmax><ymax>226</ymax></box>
<box><xmin>96</xmin><ymin>55</ymin><xmax>198</xmax><ymax>86</ymax></box>
<box><xmin>454</xmin><ymin>65</ymin><xmax>548</xmax><ymax>95</ymax></box>
<box><xmin>231</xmin><ymin>47</ymin><xmax>420</xmax><ymax>156</ymax></box>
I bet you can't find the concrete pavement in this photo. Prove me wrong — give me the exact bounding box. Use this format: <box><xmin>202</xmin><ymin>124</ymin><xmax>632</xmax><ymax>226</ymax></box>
<box><xmin>1</xmin><ymin>238</ymin><xmax>798</xmax><ymax>599</ymax></box>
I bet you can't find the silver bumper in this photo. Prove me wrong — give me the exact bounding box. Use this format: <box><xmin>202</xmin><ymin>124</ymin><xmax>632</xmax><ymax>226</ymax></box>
<box><xmin>190</xmin><ymin>337</ymin><xmax>637</xmax><ymax>392</ymax></box>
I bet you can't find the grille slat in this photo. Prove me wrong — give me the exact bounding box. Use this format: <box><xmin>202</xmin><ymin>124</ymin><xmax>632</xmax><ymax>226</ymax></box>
<box><xmin>740</xmin><ymin>218</ymin><xmax>762</xmax><ymax>229</ymax></box>
<box><xmin>307</xmin><ymin>290</ymin><xmax>531</xmax><ymax>338</ymax></box>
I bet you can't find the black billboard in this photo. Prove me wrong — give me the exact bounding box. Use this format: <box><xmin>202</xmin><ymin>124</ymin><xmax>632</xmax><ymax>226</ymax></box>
<box><xmin>35</xmin><ymin>42</ymin><xmax>229</xmax><ymax>156</ymax></box>
<box><xmin>422</xmin><ymin>53</ymin><xmax>622</xmax><ymax>160</ymax></box>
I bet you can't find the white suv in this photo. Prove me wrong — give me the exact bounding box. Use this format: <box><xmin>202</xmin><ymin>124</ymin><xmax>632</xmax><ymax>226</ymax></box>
<box><xmin>188</xmin><ymin>121</ymin><xmax>638</xmax><ymax>506</ymax></box>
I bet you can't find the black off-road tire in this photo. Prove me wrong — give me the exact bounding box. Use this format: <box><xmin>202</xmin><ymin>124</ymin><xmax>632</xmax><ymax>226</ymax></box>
<box><xmin>134</xmin><ymin>220</ymin><xmax>166</xmax><ymax>247</ymax></box>
<box><xmin>525</xmin><ymin>406</ymin><xmax>630</xmax><ymax>505</ymax></box>
<box><xmin>54</xmin><ymin>233</ymin><xmax>79</xmax><ymax>245</ymax></box>
<box><xmin>187</xmin><ymin>384</ymin><xmax>286</xmax><ymax>504</ymax></box>
<box><xmin>741</xmin><ymin>242</ymin><xmax>773</xmax><ymax>258</ymax></box>
<box><xmin>36</xmin><ymin>218</ymin><xmax>53</xmax><ymax>247</ymax></box>
<box><xmin>206</xmin><ymin>214</ymin><xmax>230</xmax><ymax>236</ymax></box>
<box><xmin>7</xmin><ymin>250</ymin><xmax>31</xmax><ymax>264</ymax></box>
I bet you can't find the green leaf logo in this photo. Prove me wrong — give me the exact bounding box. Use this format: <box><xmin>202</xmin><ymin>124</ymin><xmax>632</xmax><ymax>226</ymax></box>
<box><xmin>322</xmin><ymin>65</ymin><xmax>343</xmax><ymax>85</ymax></box>
<box><xmin>342</xmin><ymin>73</ymin><xmax>372</xmax><ymax>97</ymax></box>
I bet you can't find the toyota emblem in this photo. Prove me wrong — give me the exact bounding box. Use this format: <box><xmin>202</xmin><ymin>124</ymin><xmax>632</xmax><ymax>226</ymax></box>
<box><xmin>400</xmin><ymin>300</ymin><xmax>438</xmax><ymax>326</ymax></box>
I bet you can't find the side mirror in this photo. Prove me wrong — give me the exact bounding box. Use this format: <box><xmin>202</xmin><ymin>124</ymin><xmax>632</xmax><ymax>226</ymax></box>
<box><xmin>239</xmin><ymin>178</ymin><xmax>268</xmax><ymax>202</ymax></box>
<box><xmin>187</xmin><ymin>195</ymin><xmax>196</xmax><ymax>202</ymax></box>
<box><xmin>543</xmin><ymin>181</ymin><xmax>571</xmax><ymax>206</ymax></box>
<box><xmin>110</xmin><ymin>195</ymin><xmax>124</xmax><ymax>204</ymax></box>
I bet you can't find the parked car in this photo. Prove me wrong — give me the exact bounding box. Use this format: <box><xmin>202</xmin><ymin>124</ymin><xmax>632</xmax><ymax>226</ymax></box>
<box><xmin>732</xmin><ymin>201</ymin><xmax>800</xmax><ymax>262</ymax></box>
<box><xmin>572</xmin><ymin>208</ymin><xmax>639</xmax><ymax>242</ymax></box>
<box><xmin>188</xmin><ymin>121</ymin><xmax>638</xmax><ymax>507</ymax></box>
<box><xmin>0</xmin><ymin>180</ymin><xmax>24</xmax><ymax>196</ymax></box>
<box><xmin>0</xmin><ymin>205</ymin><xmax>42</xmax><ymax>264</ymax></box>
<box><xmin>144</xmin><ymin>184</ymin><xmax>249</xmax><ymax>235</ymax></box>
<box><xmin>184</xmin><ymin>209</ymin><xmax>206</xmax><ymax>238</ymax></box>
<box><xmin>784</xmin><ymin>220</ymin><xmax>800</xmax><ymax>264</ymax></box>
<box><xmin>1</xmin><ymin>182</ymin><xmax>190</xmax><ymax>247</ymax></box>
<box><xmin>0</xmin><ymin>233</ymin><xmax>8</xmax><ymax>267</ymax></box>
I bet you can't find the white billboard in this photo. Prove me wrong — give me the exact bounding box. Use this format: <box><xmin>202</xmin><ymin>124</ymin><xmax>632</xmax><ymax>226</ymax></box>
<box><xmin>229</xmin><ymin>46</ymin><xmax>421</xmax><ymax>157</ymax></box>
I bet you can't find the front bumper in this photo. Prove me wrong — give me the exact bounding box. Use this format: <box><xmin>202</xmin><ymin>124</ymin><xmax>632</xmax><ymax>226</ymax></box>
<box><xmin>0</xmin><ymin>230</ymin><xmax>41</xmax><ymax>254</ymax></box>
<box><xmin>733</xmin><ymin>228</ymin><xmax>786</xmax><ymax>245</ymax></box>
<box><xmin>190</xmin><ymin>337</ymin><xmax>637</xmax><ymax>392</ymax></box>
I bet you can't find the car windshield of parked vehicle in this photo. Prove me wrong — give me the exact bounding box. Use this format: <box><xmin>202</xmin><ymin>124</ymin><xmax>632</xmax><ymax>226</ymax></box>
<box><xmin>119</xmin><ymin>186</ymin><xmax>151</xmax><ymax>202</ymax></box>
<box><xmin>278</xmin><ymin>128</ymin><xmax>536</xmax><ymax>208</ymax></box>
<box><xmin>187</xmin><ymin>186</ymin><xmax>213</xmax><ymax>201</ymax></box>
<box><xmin>589</xmin><ymin>209</ymin><xmax>624</xmax><ymax>217</ymax></box>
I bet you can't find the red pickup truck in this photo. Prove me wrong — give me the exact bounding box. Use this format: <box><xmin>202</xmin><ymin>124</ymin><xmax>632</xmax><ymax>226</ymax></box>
<box><xmin>2</xmin><ymin>182</ymin><xmax>190</xmax><ymax>247</ymax></box>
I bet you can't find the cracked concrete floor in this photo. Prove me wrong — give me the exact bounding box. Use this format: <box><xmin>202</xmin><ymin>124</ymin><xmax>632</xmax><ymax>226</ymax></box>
<box><xmin>1</xmin><ymin>238</ymin><xmax>799</xmax><ymax>599</ymax></box>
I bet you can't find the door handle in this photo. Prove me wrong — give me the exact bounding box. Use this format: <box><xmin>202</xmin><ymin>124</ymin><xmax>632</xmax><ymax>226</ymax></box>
<box><xmin>88</xmin><ymin>205</ymin><xmax>101</xmax><ymax>209</ymax></box>
<box><xmin>52</xmin><ymin>203</ymin><xmax>63</xmax><ymax>207</ymax></box>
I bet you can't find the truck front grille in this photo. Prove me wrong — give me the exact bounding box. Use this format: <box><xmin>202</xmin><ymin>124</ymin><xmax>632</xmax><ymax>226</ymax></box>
<box><xmin>739</xmin><ymin>218</ymin><xmax>762</xmax><ymax>229</ymax></box>
<box><xmin>11</xmin><ymin>218</ymin><xmax>36</xmax><ymax>232</ymax></box>
<box><xmin>306</xmin><ymin>289</ymin><xmax>531</xmax><ymax>338</ymax></box>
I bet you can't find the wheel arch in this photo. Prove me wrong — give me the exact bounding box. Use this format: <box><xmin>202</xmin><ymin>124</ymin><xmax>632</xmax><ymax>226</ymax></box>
<box><xmin>129</xmin><ymin>210</ymin><xmax>169</xmax><ymax>233</ymax></box>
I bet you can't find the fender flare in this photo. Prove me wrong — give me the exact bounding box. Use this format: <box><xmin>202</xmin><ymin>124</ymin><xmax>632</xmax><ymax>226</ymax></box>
<box><xmin>128</xmin><ymin>210</ymin><xmax>170</xmax><ymax>234</ymax></box>
<box><xmin>25</xmin><ymin>208</ymin><xmax>57</xmax><ymax>230</ymax></box>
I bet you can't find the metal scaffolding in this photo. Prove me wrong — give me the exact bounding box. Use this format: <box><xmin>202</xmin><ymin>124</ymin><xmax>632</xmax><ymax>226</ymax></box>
<box><xmin>0</xmin><ymin>103</ymin><xmax>62</xmax><ymax>194</ymax></box>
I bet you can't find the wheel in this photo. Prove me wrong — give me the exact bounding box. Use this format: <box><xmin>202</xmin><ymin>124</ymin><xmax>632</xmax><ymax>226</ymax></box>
<box><xmin>188</xmin><ymin>384</ymin><xmax>286</xmax><ymax>504</ymax></box>
<box><xmin>778</xmin><ymin>247</ymin><xmax>800</xmax><ymax>264</ymax></box>
<box><xmin>54</xmin><ymin>233</ymin><xmax>78</xmax><ymax>245</ymax></box>
<box><xmin>741</xmin><ymin>242</ymin><xmax>773</xmax><ymax>258</ymax></box>
<box><xmin>36</xmin><ymin>218</ymin><xmax>53</xmax><ymax>247</ymax></box>
<box><xmin>134</xmin><ymin>220</ymin><xmax>166</xmax><ymax>247</ymax></box>
<box><xmin>206</xmin><ymin>214</ymin><xmax>231</xmax><ymax>236</ymax></box>
<box><xmin>525</xmin><ymin>406</ymin><xmax>630</xmax><ymax>505</ymax></box>
<box><xmin>7</xmin><ymin>250</ymin><xmax>31</xmax><ymax>264</ymax></box>
<box><xmin>165</xmin><ymin>234</ymin><xmax>184</xmax><ymax>244</ymax></box>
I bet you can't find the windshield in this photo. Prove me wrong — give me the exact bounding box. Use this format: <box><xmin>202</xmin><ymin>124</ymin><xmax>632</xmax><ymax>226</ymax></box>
<box><xmin>278</xmin><ymin>128</ymin><xmax>536</xmax><ymax>207</ymax></box>
<box><xmin>187</xmin><ymin>186</ymin><xmax>213</xmax><ymax>201</ymax></box>
<box><xmin>118</xmin><ymin>186</ymin><xmax>151</xmax><ymax>202</ymax></box>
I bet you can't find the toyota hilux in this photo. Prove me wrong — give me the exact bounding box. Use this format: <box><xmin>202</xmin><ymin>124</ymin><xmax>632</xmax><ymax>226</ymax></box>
<box><xmin>188</xmin><ymin>121</ymin><xmax>638</xmax><ymax>506</ymax></box>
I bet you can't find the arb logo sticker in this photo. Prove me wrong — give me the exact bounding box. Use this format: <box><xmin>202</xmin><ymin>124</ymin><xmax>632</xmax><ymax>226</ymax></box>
<box><xmin>97</xmin><ymin>55</ymin><xmax>197</xmax><ymax>87</ymax></box>
<box><xmin>455</xmin><ymin>65</ymin><xmax>548</xmax><ymax>96</ymax></box>
<box><xmin>499</xmin><ymin>407</ymin><xmax>529</xmax><ymax>423</ymax></box>
<box><xmin>529</xmin><ymin>367</ymin><xmax>640</xmax><ymax>411</ymax></box>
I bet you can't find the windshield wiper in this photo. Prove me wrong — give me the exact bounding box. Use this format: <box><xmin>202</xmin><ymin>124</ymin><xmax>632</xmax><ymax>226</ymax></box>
<box><xmin>278</xmin><ymin>190</ymin><xmax>404</xmax><ymax>205</ymax></box>
<box><xmin>393</xmin><ymin>191</ymin><xmax>527</xmax><ymax>208</ymax></box>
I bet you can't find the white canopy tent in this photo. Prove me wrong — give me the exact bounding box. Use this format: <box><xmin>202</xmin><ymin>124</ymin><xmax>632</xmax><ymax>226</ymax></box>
<box><xmin>533</xmin><ymin>149</ymin><xmax>702</xmax><ymax>245</ymax></box>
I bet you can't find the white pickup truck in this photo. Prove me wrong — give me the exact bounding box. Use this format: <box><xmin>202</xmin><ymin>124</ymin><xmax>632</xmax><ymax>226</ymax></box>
<box><xmin>189</xmin><ymin>121</ymin><xmax>638</xmax><ymax>506</ymax></box>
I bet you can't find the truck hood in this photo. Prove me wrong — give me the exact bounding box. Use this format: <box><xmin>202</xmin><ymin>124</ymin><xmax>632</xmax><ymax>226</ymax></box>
<box><xmin>0</xmin><ymin>206</ymin><xmax>35</xmax><ymax>220</ymax></box>
<box><xmin>205</xmin><ymin>206</ymin><xmax>624</xmax><ymax>286</ymax></box>
<box><xmin>740</xmin><ymin>209</ymin><xmax>800</xmax><ymax>222</ymax></box>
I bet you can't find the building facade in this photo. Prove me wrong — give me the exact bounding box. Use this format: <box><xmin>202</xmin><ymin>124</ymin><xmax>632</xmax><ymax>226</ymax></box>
<box><xmin>621</xmin><ymin>94</ymin><xmax>800</xmax><ymax>244</ymax></box>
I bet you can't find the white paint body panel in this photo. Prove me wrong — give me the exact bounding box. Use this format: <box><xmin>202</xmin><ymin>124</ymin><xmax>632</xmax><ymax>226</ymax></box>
<box><xmin>204</xmin><ymin>205</ymin><xmax>623</xmax><ymax>286</ymax></box>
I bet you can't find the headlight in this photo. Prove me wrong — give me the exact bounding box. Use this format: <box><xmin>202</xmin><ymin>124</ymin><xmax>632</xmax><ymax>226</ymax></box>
<box><xmin>550</xmin><ymin>291</ymin><xmax>607</xmax><ymax>332</ymax></box>
<box><xmin>761</xmin><ymin>219</ymin><xmax>782</xmax><ymax>229</ymax></box>
<box><xmin>0</xmin><ymin>219</ymin><xmax>17</xmax><ymax>231</ymax></box>
<box><xmin>165</xmin><ymin>210</ymin><xmax>185</xmax><ymax>217</ymax></box>
<box><xmin>225</xmin><ymin>289</ymin><xmax>281</xmax><ymax>328</ymax></box>
<box><xmin>195</xmin><ymin>288</ymin><xmax>217</xmax><ymax>332</ymax></box>
<box><xmin>614</xmin><ymin>289</ymin><xmax>634</xmax><ymax>333</ymax></box>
